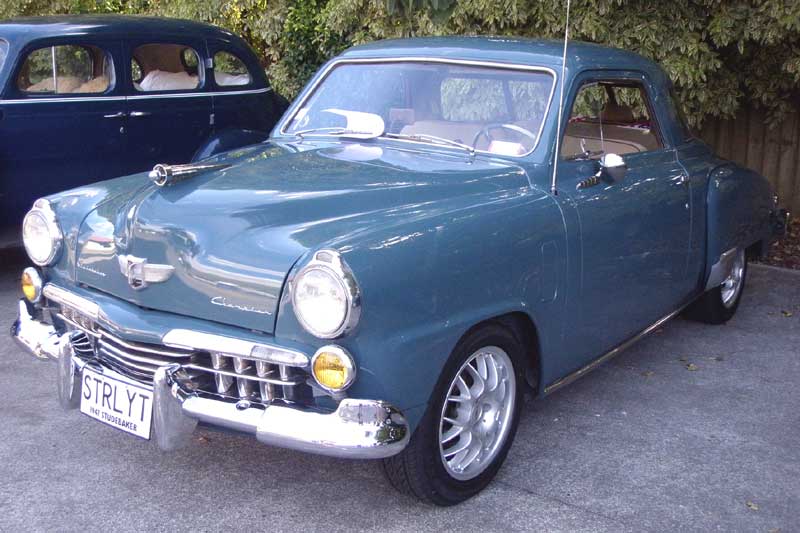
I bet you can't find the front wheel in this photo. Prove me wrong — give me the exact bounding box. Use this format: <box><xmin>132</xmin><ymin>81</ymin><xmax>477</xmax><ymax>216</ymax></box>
<box><xmin>686</xmin><ymin>248</ymin><xmax>748</xmax><ymax>324</ymax></box>
<box><xmin>382</xmin><ymin>323</ymin><xmax>525</xmax><ymax>505</ymax></box>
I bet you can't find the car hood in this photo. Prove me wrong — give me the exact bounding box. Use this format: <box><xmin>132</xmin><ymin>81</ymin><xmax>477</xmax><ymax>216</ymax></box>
<box><xmin>74</xmin><ymin>141</ymin><xmax>528</xmax><ymax>334</ymax></box>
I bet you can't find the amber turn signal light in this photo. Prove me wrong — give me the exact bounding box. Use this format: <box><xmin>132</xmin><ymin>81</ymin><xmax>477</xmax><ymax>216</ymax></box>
<box><xmin>21</xmin><ymin>267</ymin><xmax>43</xmax><ymax>303</ymax></box>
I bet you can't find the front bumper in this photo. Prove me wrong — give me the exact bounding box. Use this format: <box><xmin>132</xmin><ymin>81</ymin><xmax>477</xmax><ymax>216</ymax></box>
<box><xmin>12</xmin><ymin>299</ymin><xmax>409</xmax><ymax>459</ymax></box>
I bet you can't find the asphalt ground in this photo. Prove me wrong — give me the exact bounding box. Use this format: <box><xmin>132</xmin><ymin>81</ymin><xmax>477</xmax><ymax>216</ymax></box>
<box><xmin>0</xmin><ymin>248</ymin><xmax>798</xmax><ymax>533</ymax></box>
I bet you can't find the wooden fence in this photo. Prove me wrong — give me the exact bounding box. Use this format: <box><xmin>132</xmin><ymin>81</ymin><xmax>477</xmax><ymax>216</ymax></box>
<box><xmin>700</xmin><ymin>108</ymin><xmax>800</xmax><ymax>214</ymax></box>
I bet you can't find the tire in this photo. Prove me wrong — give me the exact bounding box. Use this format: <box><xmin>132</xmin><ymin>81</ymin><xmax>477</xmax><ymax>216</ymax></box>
<box><xmin>686</xmin><ymin>248</ymin><xmax>748</xmax><ymax>325</ymax></box>
<box><xmin>382</xmin><ymin>322</ymin><xmax>525</xmax><ymax>506</ymax></box>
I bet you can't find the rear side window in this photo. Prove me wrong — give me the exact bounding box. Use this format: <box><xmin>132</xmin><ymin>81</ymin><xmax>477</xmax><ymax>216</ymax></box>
<box><xmin>132</xmin><ymin>43</ymin><xmax>201</xmax><ymax>92</ymax></box>
<box><xmin>213</xmin><ymin>51</ymin><xmax>252</xmax><ymax>87</ymax></box>
<box><xmin>561</xmin><ymin>80</ymin><xmax>663</xmax><ymax>159</ymax></box>
<box><xmin>17</xmin><ymin>44</ymin><xmax>113</xmax><ymax>94</ymax></box>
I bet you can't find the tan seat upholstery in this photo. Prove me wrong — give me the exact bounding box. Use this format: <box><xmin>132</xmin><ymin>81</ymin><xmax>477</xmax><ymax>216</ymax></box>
<box><xmin>25</xmin><ymin>76</ymin><xmax>82</xmax><ymax>93</ymax></box>
<box><xmin>562</xmin><ymin>120</ymin><xmax>660</xmax><ymax>157</ymax></box>
<box><xmin>73</xmin><ymin>75</ymin><xmax>110</xmax><ymax>94</ymax></box>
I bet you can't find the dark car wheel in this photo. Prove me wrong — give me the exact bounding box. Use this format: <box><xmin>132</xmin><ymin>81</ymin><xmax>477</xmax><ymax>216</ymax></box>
<box><xmin>686</xmin><ymin>248</ymin><xmax>748</xmax><ymax>324</ymax></box>
<box><xmin>382</xmin><ymin>322</ymin><xmax>525</xmax><ymax>506</ymax></box>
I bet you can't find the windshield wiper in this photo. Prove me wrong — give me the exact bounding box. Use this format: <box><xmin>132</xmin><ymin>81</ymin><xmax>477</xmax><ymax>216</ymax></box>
<box><xmin>382</xmin><ymin>132</ymin><xmax>475</xmax><ymax>155</ymax></box>
<box><xmin>293</xmin><ymin>127</ymin><xmax>379</xmax><ymax>138</ymax></box>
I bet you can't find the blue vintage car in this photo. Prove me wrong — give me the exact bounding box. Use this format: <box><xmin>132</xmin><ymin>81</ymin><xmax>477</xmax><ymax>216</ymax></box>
<box><xmin>0</xmin><ymin>15</ymin><xmax>287</xmax><ymax>228</ymax></box>
<box><xmin>12</xmin><ymin>37</ymin><xmax>788</xmax><ymax>505</ymax></box>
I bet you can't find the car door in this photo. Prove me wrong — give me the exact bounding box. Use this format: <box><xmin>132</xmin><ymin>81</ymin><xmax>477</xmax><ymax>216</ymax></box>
<box><xmin>0</xmin><ymin>38</ymin><xmax>127</xmax><ymax>226</ymax></box>
<box><xmin>556</xmin><ymin>71</ymin><xmax>692</xmax><ymax>355</ymax></box>
<box><xmin>122</xmin><ymin>37</ymin><xmax>213</xmax><ymax>172</ymax></box>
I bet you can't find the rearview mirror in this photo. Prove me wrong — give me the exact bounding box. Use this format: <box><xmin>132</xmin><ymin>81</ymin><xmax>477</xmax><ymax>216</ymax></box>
<box><xmin>599</xmin><ymin>153</ymin><xmax>627</xmax><ymax>183</ymax></box>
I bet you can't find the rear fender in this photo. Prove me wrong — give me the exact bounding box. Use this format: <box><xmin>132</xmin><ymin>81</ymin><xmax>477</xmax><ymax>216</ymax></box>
<box><xmin>704</xmin><ymin>163</ymin><xmax>773</xmax><ymax>289</ymax></box>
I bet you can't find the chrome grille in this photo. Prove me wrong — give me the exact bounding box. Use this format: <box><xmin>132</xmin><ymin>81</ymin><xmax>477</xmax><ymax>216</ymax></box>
<box><xmin>96</xmin><ymin>330</ymin><xmax>197</xmax><ymax>382</ymax></box>
<box><xmin>64</xmin><ymin>317</ymin><xmax>309</xmax><ymax>404</ymax></box>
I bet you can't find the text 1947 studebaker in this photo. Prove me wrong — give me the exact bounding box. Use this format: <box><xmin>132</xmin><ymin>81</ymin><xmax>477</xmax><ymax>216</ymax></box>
<box><xmin>13</xmin><ymin>37</ymin><xmax>789</xmax><ymax>505</ymax></box>
<box><xmin>0</xmin><ymin>15</ymin><xmax>287</xmax><ymax>228</ymax></box>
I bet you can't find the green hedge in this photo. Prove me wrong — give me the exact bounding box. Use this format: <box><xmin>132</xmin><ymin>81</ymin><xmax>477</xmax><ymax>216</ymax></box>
<box><xmin>3</xmin><ymin>0</ymin><xmax>799</xmax><ymax>126</ymax></box>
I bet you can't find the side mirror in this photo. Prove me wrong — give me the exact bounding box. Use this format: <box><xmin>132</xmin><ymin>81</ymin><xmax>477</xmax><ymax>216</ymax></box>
<box><xmin>599</xmin><ymin>153</ymin><xmax>627</xmax><ymax>183</ymax></box>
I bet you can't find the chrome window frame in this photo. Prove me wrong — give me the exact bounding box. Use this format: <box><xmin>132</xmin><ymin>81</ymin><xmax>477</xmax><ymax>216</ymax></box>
<box><xmin>131</xmin><ymin>42</ymin><xmax>205</xmax><ymax>94</ymax></box>
<box><xmin>17</xmin><ymin>43</ymin><xmax>115</xmax><ymax>96</ymax></box>
<box><xmin>277</xmin><ymin>57</ymin><xmax>558</xmax><ymax>158</ymax></box>
<box><xmin>212</xmin><ymin>50</ymin><xmax>254</xmax><ymax>89</ymax></box>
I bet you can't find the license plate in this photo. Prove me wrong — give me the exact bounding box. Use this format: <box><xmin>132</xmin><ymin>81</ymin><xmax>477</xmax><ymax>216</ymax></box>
<box><xmin>80</xmin><ymin>366</ymin><xmax>153</xmax><ymax>440</ymax></box>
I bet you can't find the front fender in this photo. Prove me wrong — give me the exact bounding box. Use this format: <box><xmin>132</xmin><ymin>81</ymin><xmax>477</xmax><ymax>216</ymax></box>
<box><xmin>274</xmin><ymin>185</ymin><xmax>569</xmax><ymax>431</ymax></box>
<box><xmin>705</xmin><ymin>163</ymin><xmax>773</xmax><ymax>286</ymax></box>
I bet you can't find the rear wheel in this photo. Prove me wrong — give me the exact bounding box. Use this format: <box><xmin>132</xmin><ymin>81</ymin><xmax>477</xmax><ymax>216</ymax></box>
<box><xmin>686</xmin><ymin>248</ymin><xmax>748</xmax><ymax>324</ymax></box>
<box><xmin>382</xmin><ymin>323</ymin><xmax>524</xmax><ymax>505</ymax></box>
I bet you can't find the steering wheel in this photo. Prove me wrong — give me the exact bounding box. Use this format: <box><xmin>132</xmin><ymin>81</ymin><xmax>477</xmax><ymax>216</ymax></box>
<box><xmin>471</xmin><ymin>123</ymin><xmax>538</xmax><ymax>151</ymax></box>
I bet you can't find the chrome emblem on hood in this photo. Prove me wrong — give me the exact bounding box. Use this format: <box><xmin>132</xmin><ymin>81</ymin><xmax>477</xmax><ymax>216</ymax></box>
<box><xmin>210</xmin><ymin>296</ymin><xmax>273</xmax><ymax>315</ymax></box>
<box><xmin>148</xmin><ymin>162</ymin><xmax>230</xmax><ymax>187</ymax></box>
<box><xmin>118</xmin><ymin>255</ymin><xmax>175</xmax><ymax>290</ymax></box>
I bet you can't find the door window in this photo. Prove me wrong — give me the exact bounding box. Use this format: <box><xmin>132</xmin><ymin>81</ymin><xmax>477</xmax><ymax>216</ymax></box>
<box><xmin>132</xmin><ymin>43</ymin><xmax>201</xmax><ymax>92</ymax></box>
<box><xmin>561</xmin><ymin>80</ymin><xmax>662</xmax><ymax>159</ymax></box>
<box><xmin>213</xmin><ymin>51</ymin><xmax>252</xmax><ymax>87</ymax></box>
<box><xmin>17</xmin><ymin>44</ymin><xmax>113</xmax><ymax>94</ymax></box>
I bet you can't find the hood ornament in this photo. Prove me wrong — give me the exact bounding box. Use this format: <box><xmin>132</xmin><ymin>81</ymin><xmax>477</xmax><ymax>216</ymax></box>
<box><xmin>118</xmin><ymin>254</ymin><xmax>175</xmax><ymax>290</ymax></box>
<box><xmin>148</xmin><ymin>162</ymin><xmax>230</xmax><ymax>187</ymax></box>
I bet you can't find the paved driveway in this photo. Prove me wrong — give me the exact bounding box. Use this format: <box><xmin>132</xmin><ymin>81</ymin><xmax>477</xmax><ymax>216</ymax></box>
<box><xmin>0</xmin><ymin>249</ymin><xmax>797</xmax><ymax>533</ymax></box>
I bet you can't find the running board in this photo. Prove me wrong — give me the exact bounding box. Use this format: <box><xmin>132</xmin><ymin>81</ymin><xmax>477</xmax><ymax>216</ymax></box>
<box><xmin>543</xmin><ymin>302</ymin><xmax>691</xmax><ymax>395</ymax></box>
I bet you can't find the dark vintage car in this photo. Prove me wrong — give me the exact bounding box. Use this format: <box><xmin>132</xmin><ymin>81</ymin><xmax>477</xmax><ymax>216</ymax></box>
<box><xmin>13</xmin><ymin>37</ymin><xmax>789</xmax><ymax>505</ymax></box>
<box><xmin>0</xmin><ymin>15</ymin><xmax>287</xmax><ymax>228</ymax></box>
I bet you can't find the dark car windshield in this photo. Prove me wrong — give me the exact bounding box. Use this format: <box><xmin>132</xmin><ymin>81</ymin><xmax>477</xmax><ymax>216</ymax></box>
<box><xmin>0</xmin><ymin>40</ymin><xmax>8</xmax><ymax>71</ymax></box>
<box><xmin>283</xmin><ymin>61</ymin><xmax>555</xmax><ymax>157</ymax></box>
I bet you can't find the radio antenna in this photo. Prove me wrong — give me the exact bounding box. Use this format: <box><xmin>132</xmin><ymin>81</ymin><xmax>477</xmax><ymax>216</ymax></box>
<box><xmin>550</xmin><ymin>0</ymin><xmax>571</xmax><ymax>195</ymax></box>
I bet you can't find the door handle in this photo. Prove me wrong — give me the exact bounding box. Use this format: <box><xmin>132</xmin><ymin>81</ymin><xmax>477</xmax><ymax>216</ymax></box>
<box><xmin>103</xmin><ymin>111</ymin><xmax>126</xmax><ymax>119</ymax></box>
<box><xmin>129</xmin><ymin>111</ymin><xmax>152</xmax><ymax>118</ymax></box>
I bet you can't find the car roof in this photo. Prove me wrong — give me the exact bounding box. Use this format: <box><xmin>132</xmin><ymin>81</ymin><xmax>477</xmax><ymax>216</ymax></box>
<box><xmin>0</xmin><ymin>14</ymin><xmax>238</xmax><ymax>42</ymax></box>
<box><xmin>339</xmin><ymin>36</ymin><xmax>667</xmax><ymax>79</ymax></box>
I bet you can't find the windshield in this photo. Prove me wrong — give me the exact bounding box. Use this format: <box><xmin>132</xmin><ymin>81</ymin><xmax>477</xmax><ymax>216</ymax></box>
<box><xmin>283</xmin><ymin>61</ymin><xmax>555</xmax><ymax>157</ymax></box>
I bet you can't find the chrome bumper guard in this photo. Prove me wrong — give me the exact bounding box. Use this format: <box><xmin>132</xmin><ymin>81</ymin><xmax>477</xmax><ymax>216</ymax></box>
<box><xmin>12</xmin><ymin>300</ymin><xmax>410</xmax><ymax>459</ymax></box>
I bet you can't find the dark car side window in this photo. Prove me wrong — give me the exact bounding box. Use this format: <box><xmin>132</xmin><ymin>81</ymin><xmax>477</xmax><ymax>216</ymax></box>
<box><xmin>213</xmin><ymin>51</ymin><xmax>252</xmax><ymax>87</ymax></box>
<box><xmin>17</xmin><ymin>44</ymin><xmax>113</xmax><ymax>94</ymax></box>
<box><xmin>561</xmin><ymin>80</ymin><xmax>664</xmax><ymax>159</ymax></box>
<box><xmin>0</xmin><ymin>40</ymin><xmax>8</xmax><ymax>71</ymax></box>
<box><xmin>132</xmin><ymin>43</ymin><xmax>202</xmax><ymax>92</ymax></box>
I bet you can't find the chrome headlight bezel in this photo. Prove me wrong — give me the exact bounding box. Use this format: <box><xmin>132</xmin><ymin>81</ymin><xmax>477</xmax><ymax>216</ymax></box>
<box><xmin>291</xmin><ymin>249</ymin><xmax>361</xmax><ymax>339</ymax></box>
<box><xmin>22</xmin><ymin>199</ymin><xmax>63</xmax><ymax>267</ymax></box>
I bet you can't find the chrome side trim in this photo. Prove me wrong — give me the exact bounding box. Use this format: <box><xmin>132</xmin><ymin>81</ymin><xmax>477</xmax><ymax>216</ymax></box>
<box><xmin>161</xmin><ymin>329</ymin><xmax>309</xmax><ymax>368</ymax></box>
<box><xmin>1</xmin><ymin>95</ymin><xmax>127</xmax><ymax>105</ymax></box>
<box><xmin>127</xmin><ymin>87</ymin><xmax>270</xmax><ymax>100</ymax></box>
<box><xmin>705</xmin><ymin>246</ymin><xmax>740</xmax><ymax>290</ymax></box>
<box><xmin>543</xmin><ymin>302</ymin><xmax>691</xmax><ymax>395</ymax></box>
<box><xmin>43</xmin><ymin>284</ymin><xmax>100</xmax><ymax>319</ymax></box>
<box><xmin>277</xmin><ymin>57</ymin><xmax>557</xmax><ymax>158</ymax></box>
<box><xmin>0</xmin><ymin>87</ymin><xmax>270</xmax><ymax>105</ymax></box>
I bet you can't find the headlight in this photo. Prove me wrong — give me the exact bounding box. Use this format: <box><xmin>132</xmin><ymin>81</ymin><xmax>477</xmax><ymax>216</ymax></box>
<box><xmin>22</xmin><ymin>199</ymin><xmax>63</xmax><ymax>266</ymax></box>
<box><xmin>291</xmin><ymin>249</ymin><xmax>360</xmax><ymax>339</ymax></box>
